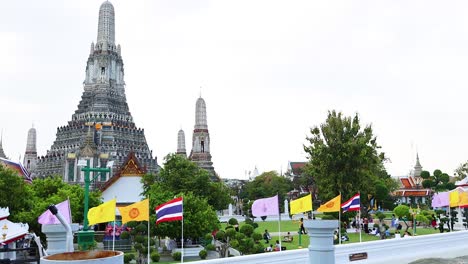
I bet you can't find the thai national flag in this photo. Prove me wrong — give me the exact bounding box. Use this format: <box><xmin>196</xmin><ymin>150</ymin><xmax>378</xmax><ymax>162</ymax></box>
<box><xmin>341</xmin><ymin>193</ymin><xmax>360</xmax><ymax>213</ymax></box>
<box><xmin>155</xmin><ymin>197</ymin><xmax>183</xmax><ymax>224</ymax></box>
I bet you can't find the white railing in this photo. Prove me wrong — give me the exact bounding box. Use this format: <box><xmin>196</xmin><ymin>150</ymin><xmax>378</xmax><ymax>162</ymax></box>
<box><xmin>201</xmin><ymin>230</ymin><xmax>468</xmax><ymax>264</ymax></box>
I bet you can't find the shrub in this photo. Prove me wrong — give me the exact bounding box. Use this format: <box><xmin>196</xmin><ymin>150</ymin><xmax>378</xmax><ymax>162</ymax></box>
<box><xmin>321</xmin><ymin>214</ymin><xmax>335</xmax><ymax>220</ymax></box>
<box><xmin>172</xmin><ymin>251</ymin><xmax>182</xmax><ymax>261</ymax></box>
<box><xmin>245</xmin><ymin>218</ymin><xmax>259</xmax><ymax>229</ymax></box>
<box><xmin>205</xmin><ymin>244</ymin><xmax>216</xmax><ymax>251</ymax></box>
<box><xmin>235</xmin><ymin>233</ymin><xmax>246</xmax><ymax>240</ymax></box>
<box><xmin>228</xmin><ymin>218</ymin><xmax>239</xmax><ymax>226</ymax></box>
<box><xmin>252</xmin><ymin>232</ymin><xmax>262</xmax><ymax>242</ymax></box>
<box><xmin>240</xmin><ymin>224</ymin><xmax>254</xmax><ymax>237</ymax></box>
<box><xmin>226</xmin><ymin>228</ymin><xmax>237</xmax><ymax>238</ymax></box>
<box><xmin>253</xmin><ymin>243</ymin><xmax>265</xmax><ymax>254</ymax></box>
<box><xmin>150</xmin><ymin>252</ymin><xmax>160</xmax><ymax>262</ymax></box>
<box><xmin>120</xmin><ymin>231</ymin><xmax>130</xmax><ymax>240</ymax></box>
<box><xmin>230</xmin><ymin>239</ymin><xmax>239</xmax><ymax>248</ymax></box>
<box><xmin>123</xmin><ymin>253</ymin><xmax>135</xmax><ymax>263</ymax></box>
<box><xmin>136</xmin><ymin>223</ymin><xmax>147</xmax><ymax>233</ymax></box>
<box><xmin>199</xmin><ymin>249</ymin><xmax>208</xmax><ymax>259</ymax></box>
<box><xmin>215</xmin><ymin>230</ymin><xmax>226</xmax><ymax>240</ymax></box>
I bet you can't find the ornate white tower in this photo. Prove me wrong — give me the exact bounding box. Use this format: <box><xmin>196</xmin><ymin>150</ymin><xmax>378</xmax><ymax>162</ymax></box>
<box><xmin>189</xmin><ymin>97</ymin><xmax>218</xmax><ymax>180</ymax></box>
<box><xmin>23</xmin><ymin>126</ymin><xmax>38</xmax><ymax>173</ymax></box>
<box><xmin>176</xmin><ymin>129</ymin><xmax>187</xmax><ymax>157</ymax></box>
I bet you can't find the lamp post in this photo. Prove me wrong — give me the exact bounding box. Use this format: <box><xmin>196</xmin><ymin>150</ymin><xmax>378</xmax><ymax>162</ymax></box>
<box><xmin>77</xmin><ymin>159</ymin><xmax>111</xmax><ymax>249</ymax></box>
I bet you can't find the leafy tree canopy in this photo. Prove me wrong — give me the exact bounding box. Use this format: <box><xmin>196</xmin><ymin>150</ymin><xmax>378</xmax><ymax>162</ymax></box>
<box><xmin>144</xmin><ymin>183</ymin><xmax>219</xmax><ymax>239</ymax></box>
<box><xmin>147</xmin><ymin>154</ymin><xmax>232</xmax><ymax>210</ymax></box>
<box><xmin>242</xmin><ymin>171</ymin><xmax>292</xmax><ymax>210</ymax></box>
<box><xmin>454</xmin><ymin>161</ymin><xmax>468</xmax><ymax>181</ymax></box>
<box><xmin>421</xmin><ymin>169</ymin><xmax>455</xmax><ymax>193</ymax></box>
<box><xmin>303</xmin><ymin>110</ymin><xmax>391</xmax><ymax>204</ymax></box>
<box><xmin>0</xmin><ymin>169</ymin><xmax>101</xmax><ymax>237</ymax></box>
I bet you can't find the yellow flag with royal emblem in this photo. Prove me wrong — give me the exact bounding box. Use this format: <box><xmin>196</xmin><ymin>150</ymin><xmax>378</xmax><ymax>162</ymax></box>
<box><xmin>317</xmin><ymin>194</ymin><xmax>341</xmax><ymax>212</ymax></box>
<box><xmin>118</xmin><ymin>199</ymin><xmax>149</xmax><ymax>224</ymax></box>
<box><xmin>449</xmin><ymin>190</ymin><xmax>459</xmax><ymax>207</ymax></box>
<box><xmin>88</xmin><ymin>199</ymin><xmax>116</xmax><ymax>225</ymax></box>
<box><xmin>290</xmin><ymin>194</ymin><xmax>312</xmax><ymax>215</ymax></box>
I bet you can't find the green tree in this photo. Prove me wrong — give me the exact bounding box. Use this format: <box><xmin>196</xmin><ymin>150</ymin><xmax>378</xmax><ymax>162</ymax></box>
<box><xmin>144</xmin><ymin>183</ymin><xmax>220</xmax><ymax>240</ymax></box>
<box><xmin>421</xmin><ymin>169</ymin><xmax>455</xmax><ymax>193</ymax></box>
<box><xmin>393</xmin><ymin>204</ymin><xmax>411</xmax><ymax>233</ymax></box>
<box><xmin>18</xmin><ymin>176</ymin><xmax>101</xmax><ymax>236</ymax></box>
<box><xmin>242</xmin><ymin>171</ymin><xmax>292</xmax><ymax>212</ymax></box>
<box><xmin>0</xmin><ymin>166</ymin><xmax>32</xmax><ymax>222</ymax></box>
<box><xmin>154</xmin><ymin>154</ymin><xmax>232</xmax><ymax>210</ymax></box>
<box><xmin>454</xmin><ymin>161</ymin><xmax>468</xmax><ymax>181</ymax></box>
<box><xmin>304</xmin><ymin>110</ymin><xmax>389</xmax><ymax>205</ymax></box>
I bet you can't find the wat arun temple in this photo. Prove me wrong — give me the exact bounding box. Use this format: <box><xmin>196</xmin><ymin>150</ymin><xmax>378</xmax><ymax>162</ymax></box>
<box><xmin>11</xmin><ymin>1</ymin><xmax>220</xmax><ymax>184</ymax></box>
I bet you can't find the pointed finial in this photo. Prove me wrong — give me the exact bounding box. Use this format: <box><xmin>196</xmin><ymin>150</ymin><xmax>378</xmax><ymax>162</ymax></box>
<box><xmin>199</xmin><ymin>86</ymin><xmax>202</xmax><ymax>98</ymax></box>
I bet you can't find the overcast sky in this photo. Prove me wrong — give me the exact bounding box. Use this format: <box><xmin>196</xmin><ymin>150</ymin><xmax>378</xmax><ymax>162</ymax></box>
<box><xmin>1</xmin><ymin>0</ymin><xmax>468</xmax><ymax>180</ymax></box>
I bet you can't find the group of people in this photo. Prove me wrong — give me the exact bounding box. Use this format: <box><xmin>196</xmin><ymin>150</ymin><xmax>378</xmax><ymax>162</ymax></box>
<box><xmin>263</xmin><ymin>229</ymin><xmax>285</xmax><ymax>252</ymax></box>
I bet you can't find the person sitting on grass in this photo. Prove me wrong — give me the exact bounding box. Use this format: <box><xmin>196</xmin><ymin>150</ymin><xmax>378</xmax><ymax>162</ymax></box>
<box><xmin>282</xmin><ymin>232</ymin><xmax>293</xmax><ymax>242</ymax></box>
<box><xmin>274</xmin><ymin>240</ymin><xmax>281</xmax><ymax>251</ymax></box>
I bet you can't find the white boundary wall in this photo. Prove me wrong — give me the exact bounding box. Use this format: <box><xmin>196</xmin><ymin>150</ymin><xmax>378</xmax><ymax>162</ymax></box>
<box><xmin>201</xmin><ymin>230</ymin><xmax>468</xmax><ymax>264</ymax></box>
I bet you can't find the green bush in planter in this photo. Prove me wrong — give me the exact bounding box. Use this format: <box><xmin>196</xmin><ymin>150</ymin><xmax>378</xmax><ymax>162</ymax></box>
<box><xmin>120</xmin><ymin>231</ymin><xmax>130</xmax><ymax>240</ymax></box>
<box><xmin>150</xmin><ymin>252</ymin><xmax>160</xmax><ymax>262</ymax></box>
<box><xmin>205</xmin><ymin>244</ymin><xmax>216</xmax><ymax>251</ymax></box>
<box><xmin>199</xmin><ymin>249</ymin><xmax>208</xmax><ymax>259</ymax></box>
<box><xmin>172</xmin><ymin>251</ymin><xmax>182</xmax><ymax>261</ymax></box>
<box><xmin>123</xmin><ymin>253</ymin><xmax>134</xmax><ymax>263</ymax></box>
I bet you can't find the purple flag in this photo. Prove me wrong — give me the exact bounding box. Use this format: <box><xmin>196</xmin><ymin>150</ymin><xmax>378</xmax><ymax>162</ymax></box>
<box><xmin>251</xmin><ymin>195</ymin><xmax>279</xmax><ymax>217</ymax></box>
<box><xmin>431</xmin><ymin>192</ymin><xmax>449</xmax><ymax>208</ymax></box>
<box><xmin>38</xmin><ymin>199</ymin><xmax>71</xmax><ymax>225</ymax></box>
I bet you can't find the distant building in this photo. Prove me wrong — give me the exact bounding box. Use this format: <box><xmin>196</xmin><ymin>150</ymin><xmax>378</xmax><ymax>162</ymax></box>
<box><xmin>176</xmin><ymin>129</ymin><xmax>187</xmax><ymax>157</ymax></box>
<box><xmin>394</xmin><ymin>154</ymin><xmax>432</xmax><ymax>205</ymax></box>
<box><xmin>23</xmin><ymin>126</ymin><xmax>38</xmax><ymax>175</ymax></box>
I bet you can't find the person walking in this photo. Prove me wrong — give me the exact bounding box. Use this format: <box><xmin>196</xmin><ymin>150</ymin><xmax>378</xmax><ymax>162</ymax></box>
<box><xmin>263</xmin><ymin>229</ymin><xmax>271</xmax><ymax>244</ymax></box>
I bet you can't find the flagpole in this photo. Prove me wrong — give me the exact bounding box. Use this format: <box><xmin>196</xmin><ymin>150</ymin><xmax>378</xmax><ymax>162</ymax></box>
<box><xmin>277</xmin><ymin>194</ymin><xmax>281</xmax><ymax>252</ymax></box>
<box><xmin>359</xmin><ymin>209</ymin><xmax>362</xmax><ymax>243</ymax></box>
<box><xmin>181</xmin><ymin>196</ymin><xmax>184</xmax><ymax>264</ymax></box>
<box><xmin>339</xmin><ymin>207</ymin><xmax>341</xmax><ymax>245</ymax></box>
<box><xmin>147</xmin><ymin>220</ymin><xmax>150</xmax><ymax>264</ymax></box>
<box><xmin>359</xmin><ymin>192</ymin><xmax>362</xmax><ymax>243</ymax></box>
<box><xmin>112</xmin><ymin>220</ymin><xmax>116</xmax><ymax>251</ymax></box>
<box><xmin>113</xmin><ymin>196</ymin><xmax>116</xmax><ymax>251</ymax></box>
<box><xmin>339</xmin><ymin>192</ymin><xmax>342</xmax><ymax>245</ymax></box>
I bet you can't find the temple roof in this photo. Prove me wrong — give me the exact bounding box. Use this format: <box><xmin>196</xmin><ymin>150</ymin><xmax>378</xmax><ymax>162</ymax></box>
<box><xmin>101</xmin><ymin>152</ymin><xmax>146</xmax><ymax>192</ymax></box>
<box><xmin>289</xmin><ymin>161</ymin><xmax>307</xmax><ymax>176</ymax></box>
<box><xmin>0</xmin><ymin>157</ymin><xmax>31</xmax><ymax>183</ymax></box>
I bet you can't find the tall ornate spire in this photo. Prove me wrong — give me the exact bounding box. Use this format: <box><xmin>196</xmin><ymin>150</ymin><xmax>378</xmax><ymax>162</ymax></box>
<box><xmin>413</xmin><ymin>153</ymin><xmax>422</xmax><ymax>177</ymax></box>
<box><xmin>189</xmin><ymin>96</ymin><xmax>218</xmax><ymax>181</ymax></box>
<box><xmin>35</xmin><ymin>1</ymin><xmax>159</xmax><ymax>182</ymax></box>
<box><xmin>0</xmin><ymin>130</ymin><xmax>6</xmax><ymax>159</ymax></box>
<box><xmin>176</xmin><ymin>129</ymin><xmax>187</xmax><ymax>157</ymax></box>
<box><xmin>23</xmin><ymin>126</ymin><xmax>38</xmax><ymax>172</ymax></box>
<box><xmin>195</xmin><ymin>97</ymin><xmax>208</xmax><ymax>130</ymax></box>
<box><xmin>97</xmin><ymin>1</ymin><xmax>115</xmax><ymax>46</ymax></box>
